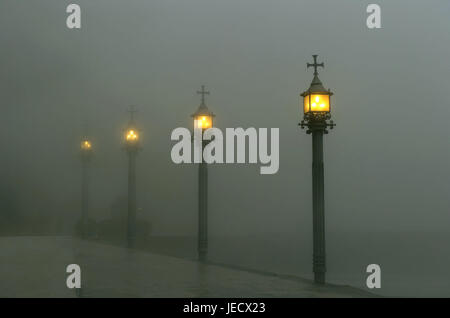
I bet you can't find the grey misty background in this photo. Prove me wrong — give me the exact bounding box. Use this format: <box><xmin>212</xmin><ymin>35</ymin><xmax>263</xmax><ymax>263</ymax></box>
<box><xmin>0</xmin><ymin>0</ymin><xmax>449</xmax><ymax>297</ymax></box>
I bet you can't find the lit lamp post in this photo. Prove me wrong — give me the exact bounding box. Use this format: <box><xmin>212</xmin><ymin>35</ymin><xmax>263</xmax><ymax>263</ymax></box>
<box><xmin>300</xmin><ymin>55</ymin><xmax>335</xmax><ymax>284</ymax></box>
<box><xmin>124</xmin><ymin>108</ymin><xmax>140</xmax><ymax>248</ymax></box>
<box><xmin>80</xmin><ymin>138</ymin><xmax>92</xmax><ymax>239</ymax></box>
<box><xmin>192</xmin><ymin>85</ymin><xmax>215</xmax><ymax>262</ymax></box>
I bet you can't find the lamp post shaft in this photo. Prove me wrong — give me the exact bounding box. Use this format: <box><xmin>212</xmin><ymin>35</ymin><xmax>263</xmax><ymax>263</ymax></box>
<box><xmin>127</xmin><ymin>150</ymin><xmax>137</xmax><ymax>248</ymax></box>
<box><xmin>198</xmin><ymin>141</ymin><xmax>208</xmax><ymax>261</ymax></box>
<box><xmin>81</xmin><ymin>157</ymin><xmax>89</xmax><ymax>239</ymax></box>
<box><xmin>312</xmin><ymin>129</ymin><xmax>326</xmax><ymax>284</ymax></box>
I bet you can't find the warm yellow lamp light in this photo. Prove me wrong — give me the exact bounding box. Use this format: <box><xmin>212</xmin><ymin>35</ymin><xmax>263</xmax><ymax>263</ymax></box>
<box><xmin>126</xmin><ymin>129</ymin><xmax>139</xmax><ymax>142</ymax></box>
<box><xmin>303</xmin><ymin>93</ymin><xmax>330</xmax><ymax>114</ymax></box>
<box><xmin>300</xmin><ymin>55</ymin><xmax>333</xmax><ymax>118</ymax></box>
<box><xmin>194</xmin><ymin>115</ymin><xmax>213</xmax><ymax>130</ymax></box>
<box><xmin>81</xmin><ymin>140</ymin><xmax>92</xmax><ymax>150</ymax></box>
<box><xmin>192</xmin><ymin>85</ymin><xmax>214</xmax><ymax>130</ymax></box>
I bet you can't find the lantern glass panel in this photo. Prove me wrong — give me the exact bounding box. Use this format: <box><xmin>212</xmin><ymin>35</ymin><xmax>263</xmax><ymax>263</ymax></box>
<box><xmin>126</xmin><ymin>129</ymin><xmax>139</xmax><ymax>142</ymax></box>
<box><xmin>194</xmin><ymin>115</ymin><xmax>212</xmax><ymax>129</ymax></box>
<box><xmin>81</xmin><ymin>140</ymin><xmax>92</xmax><ymax>150</ymax></box>
<box><xmin>303</xmin><ymin>93</ymin><xmax>330</xmax><ymax>114</ymax></box>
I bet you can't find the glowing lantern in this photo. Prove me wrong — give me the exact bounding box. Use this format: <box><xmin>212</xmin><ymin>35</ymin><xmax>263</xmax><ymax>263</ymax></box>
<box><xmin>81</xmin><ymin>139</ymin><xmax>92</xmax><ymax>151</ymax></box>
<box><xmin>300</xmin><ymin>55</ymin><xmax>333</xmax><ymax>118</ymax></box>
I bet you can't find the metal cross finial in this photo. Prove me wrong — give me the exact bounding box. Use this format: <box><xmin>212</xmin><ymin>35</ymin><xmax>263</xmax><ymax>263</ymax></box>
<box><xmin>197</xmin><ymin>85</ymin><xmax>210</xmax><ymax>105</ymax></box>
<box><xmin>307</xmin><ymin>54</ymin><xmax>324</xmax><ymax>76</ymax></box>
<box><xmin>127</xmin><ymin>105</ymin><xmax>138</xmax><ymax>121</ymax></box>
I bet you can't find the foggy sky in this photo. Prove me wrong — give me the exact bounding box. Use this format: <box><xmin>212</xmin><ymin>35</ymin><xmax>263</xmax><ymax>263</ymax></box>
<box><xmin>1</xmin><ymin>0</ymin><xmax>450</xmax><ymax>240</ymax></box>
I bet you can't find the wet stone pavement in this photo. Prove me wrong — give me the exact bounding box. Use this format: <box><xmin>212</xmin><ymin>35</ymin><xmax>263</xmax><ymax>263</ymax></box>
<box><xmin>0</xmin><ymin>236</ymin><xmax>375</xmax><ymax>297</ymax></box>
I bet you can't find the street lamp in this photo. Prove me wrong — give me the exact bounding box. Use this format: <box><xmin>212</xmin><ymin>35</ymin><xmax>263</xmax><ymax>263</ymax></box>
<box><xmin>124</xmin><ymin>107</ymin><xmax>140</xmax><ymax>248</ymax></box>
<box><xmin>300</xmin><ymin>55</ymin><xmax>335</xmax><ymax>284</ymax></box>
<box><xmin>191</xmin><ymin>85</ymin><xmax>215</xmax><ymax>262</ymax></box>
<box><xmin>80</xmin><ymin>137</ymin><xmax>92</xmax><ymax>239</ymax></box>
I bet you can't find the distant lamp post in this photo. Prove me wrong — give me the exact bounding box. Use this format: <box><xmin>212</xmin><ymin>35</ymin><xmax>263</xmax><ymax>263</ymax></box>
<box><xmin>124</xmin><ymin>107</ymin><xmax>140</xmax><ymax>248</ymax></box>
<box><xmin>80</xmin><ymin>137</ymin><xmax>92</xmax><ymax>239</ymax></box>
<box><xmin>300</xmin><ymin>55</ymin><xmax>335</xmax><ymax>284</ymax></box>
<box><xmin>191</xmin><ymin>85</ymin><xmax>215</xmax><ymax>262</ymax></box>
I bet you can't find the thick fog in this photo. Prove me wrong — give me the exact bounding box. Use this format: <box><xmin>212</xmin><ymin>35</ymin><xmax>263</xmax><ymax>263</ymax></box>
<box><xmin>1</xmin><ymin>0</ymin><xmax>450</xmax><ymax>296</ymax></box>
